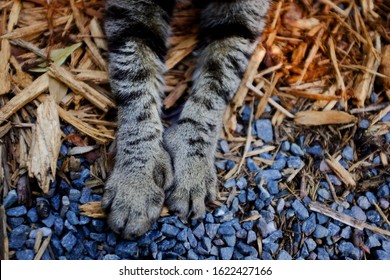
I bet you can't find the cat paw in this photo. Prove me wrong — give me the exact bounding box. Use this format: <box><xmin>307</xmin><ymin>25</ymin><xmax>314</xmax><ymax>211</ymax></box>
<box><xmin>102</xmin><ymin>148</ymin><xmax>173</xmax><ymax>239</ymax></box>
<box><xmin>163</xmin><ymin>125</ymin><xmax>218</xmax><ymax>220</ymax></box>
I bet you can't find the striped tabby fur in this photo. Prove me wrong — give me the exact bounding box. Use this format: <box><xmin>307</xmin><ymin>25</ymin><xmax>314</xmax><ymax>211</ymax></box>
<box><xmin>103</xmin><ymin>0</ymin><xmax>270</xmax><ymax>239</ymax></box>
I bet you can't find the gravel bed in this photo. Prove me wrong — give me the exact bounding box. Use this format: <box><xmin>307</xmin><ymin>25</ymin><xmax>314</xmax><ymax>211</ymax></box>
<box><xmin>4</xmin><ymin>109</ymin><xmax>390</xmax><ymax>260</ymax></box>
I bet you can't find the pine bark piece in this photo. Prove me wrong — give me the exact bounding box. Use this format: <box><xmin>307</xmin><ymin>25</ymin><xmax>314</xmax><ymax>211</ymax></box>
<box><xmin>294</xmin><ymin>110</ymin><xmax>357</xmax><ymax>126</ymax></box>
<box><xmin>0</xmin><ymin>73</ymin><xmax>49</xmax><ymax>125</ymax></box>
<box><xmin>27</xmin><ymin>97</ymin><xmax>61</xmax><ymax>194</ymax></box>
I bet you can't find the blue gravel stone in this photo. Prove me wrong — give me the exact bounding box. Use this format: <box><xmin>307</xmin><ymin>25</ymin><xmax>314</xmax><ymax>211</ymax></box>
<box><xmin>65</xmin><ymin>211</ymin><xmax>79</xmax><ymax>225</ymax></box>
<box><xmin>338</xmin><ymin>242</ymin><xmax>361</xmax><ymax>259</ymax></box>
<box><xmin>236</xmin><ymin>241</ymin><xmax>258</xmax><ymax>257</ymax></box>
<box><xmin>174</xmin><ymin>229</ymin><xmax>187</xmax><ymax>243</ymax></box>
<box><xmin>263</xmin><ymin>242</ymin><xmax>279</xmax><ymax>254</ymax></box>
<box><xmin>218</xmin><ymin>225</ymin><xmax>235</xmax><ymax>236</ymax></box>
<box><xmin>302</xmin><ymin>213</ymin><xmax>316</xmax><ymax>235</ymax></box>
<box><xmin>200</xmin><ymin>237</ymin><xmax>212</xmax><ymax>252</ymax></box>
<box><xmin>90</xmin><ymin>233</ymin><xmax>106</xmax><ymax>242</ymax></box>
<box><xmin>350</xmin><ymin>206</ymin><xmax>367</xmax><ymax>222</ymax></box>
<box><xmin>236</xmin><ymin>229</ymin><xmax>247</xmax><ymax>239</ymax></box>
<box><xmin>385</xmin><ymin>133</ymin><xmax>390</xmax><ymax>143</ymax></box>
<box><xmin>79</xmin><ymin>187</ymin><xmax>92</xmax><ymax>204</ymax></box>
<box><xmin>292</xmin><ymin>200</ymin><xmax>309</xmax><ymax>220</ymax></box>
<box><xmin>340</xmin><ymin>226</ymin><xmax>352</xmax><ymax>239</ymax></box>
<box><xmin>317</xmin><ymin>248</ymin><xmax>330</xmax><ymax>260</ymax></box>
<box><xmin>226</xmin><ymin>160</ymin><xmax>235</xmax><ymax>170</ymax></box>
<box><xmin>220</xmin><ymin>211</ymin><xmax>234</xmax><ymax>223</ymax></box>
<box><xmin>247</xmin><ymin>158</ymin><xmax>260</xmax><ymax>172</ymax></box>
<box><xmin>185</xmin><ymin>249</ymin><xmax>198</xmax><ymax>260</ymax></box>
<box><xmin>377</xmin><ymin>184</ymin><xmax>389</xmax><ymax>197</ymax></box>
<box><xmin>192</xmin><ymin>222</ymin><xmax>205</xmax><ymax>239</ymax></box>
<box><xmin>276</xmin><ymin>198</ymin><xmax>285</xmax><ymax>213</ymax></box>
<box><xmin>159</xmin><ymin>239</ymin><xmax>176</xmax><ymax>251</ymax></box>
<box><xmin>6</xmin><ymin>205</ymin><xmax>27</xmax><ymax>217</ymax></box>
<box><xmin>205</xmin><ymin>213</ymin><xmax>214</xmax><ymax>223</ymax></box>
<box><xmin>223</xmin><ymin>234</ymin><xmax>236</xmax><ymax>247</ymax></box>
<box><xmin>342</xmin><ymin>146</ymin><xmax>354</xmax><ymax>161</ymax></box>
<box><xmin>287</xmin><ymin>156</ymin><xmax>304</xmax><ymax>169</ymax></box>
<box><xmin>69</xmin><ymin>189</ymin><xmax>81</xmax><ymax>202</ymax></box>
<box><xmin>9</xmin><ymin>225</ymin><xmax>30</xmax><ymax>249</ymax></box>
<box><xmin>3</xmin><ymin>190</ymin><xmax>18</xmax><ymax>209</ymax></box>
<box><xmin>366</xmin><ymin>236</ymin><xmax>381</xmax><ymax>248</ymax></box>
<box><xmin>375</xmin><ymin>250</ymin><xmax>390</xmax><ymax>260</ymax></box>
<box><xmin>305</xmin><ymin>238</ymin><xmax>317</xmax><ymax>252</ymax></box>
<box><xmin>290</xmin><ymin>143</ymin><xmax>304</xmax><ymax>156</ymax></box>
<box><xmin>357</xmin><ymin>196</ymin><xmax>371</xmax><ymax>210</ymax></box>
<box><xmin>246</xmin><ymin>230</ymin><xmax>257</xmax><ymax>244</ymax></box>
<box><xmin>242</xmin><ymin>221</ymin><xmax>254</xmax><ymax>231</ymax></box>
<box><xmin>85</xmin><ymin>240</ymin><xmax>97</xmax><ymax>258</ymax></box>
<box><xmin>187</xmin><ymin>228</ymin><xmax>198</xmax><ymax>248</ymax></box>
<box><xmin>366</xmin><ymin>210</ymin><xmax>381</xmax><ymax>223</ymax></box>
<box><xmin>358</xmin><ymin>119</ymin><xmax>370</xmax><ymax>129</ymax></box>
<box><xmin>328</xmin><ymin>175</ymin><xmax>342</xmax><ymax>186</ymax></box>
<box><xmin>255</xmin><ymin>119</ymin><xmax>273</xmax><ymax>143</ymax></box>
<box><xmin>236</xmin><ymin>177</ymin><xmax>247</xmax><ymax>189</ymax></box>
<box><xmin>224</xmin><ymin>178</ymin><xmax>236</xmax><ymax>189</ymax></box>
<box><xmin>214</xmin><ymin>205</ymin><xmax>228</xmax><ymax>217</ymax></box>
<box><xmin>205</xmin><ymin>223</ymin><xmax>219</xmax><ymax>240</ymax></box>
<box><xmin>316</xmin><ymin>213</ymin><xmax>329</xmax><ymax>225</ymax></box>
<box><xmin>8</xmin><ymin>217</ymin><xmax>24</xmax><ymax>229</ymax></box>
<box><xmin>161</xmin><ymin>223</ymin><xmax>180</xmax><ymax>237</ymax></box>
<box><xmin>220</xmin><ymin>247</ymin><xmax>234</xmax><ymax>260</ymax></box>
<box><xmin>271</xmin><ymin>158</ymin><xmax>286</xmax><ymax>170</ymax></box>
<box><xmin>313</xmin><ymin>225</ymin><xmax>329</xmax><ymax>238</ymax></box>
<box><xmin>263</xmin><ymin>230</ymin><xmax>283</xmax><ymax>245</ymax></box>
<box><xmin>255</xmin><ymin>170</ymin><xmax>282</xmax><ymax>183</ymax></box>
<box><xmin>383</xmin><ymin>241</ymin><xmax>390</xmax><ymax>252</ymax></box>
<box><xmin>318</xmin><ymin>188</ymin><xmax>331</xmax><ymax>200</ymax></box>
<box><xmin>306</xmin><ymin>145</ymin><xmax>323</xmax><ymax>157</ymax></box>
<box><xmin>258</xmin><ymin>186</ymin><xmax>271</xmax><ymax>201</ymax></box>
<box><xmin>54</xmin><ymin>218</ymin><xmax>64</xmax><ymax>236</ymax></box>
<box><xmin>365</xmin><ymin>191</ymin><xmax>378</xmax><ymax>205</ymax></box>
<box><xmin>103</xmin><ymin>254</ymin><xmax>120</xmax><ymax>260</ymax></box>
<box><xmin>16</xmin><ymin>249</ymin><xmax>34</xmax><ymax>260</ymax></box>
<box><xmin>267</xmin><ymin>180</ymin><xmax>279</xmax><ymax>195</ymax></box>
<box><xmin>61</xmin><ymin>232</ymin><xmax>77</xmax><ymax>252</ymax></box>
<box><xmin>26</xmin><ymin>208</ymin><xmax>39</xmax><ymax>223</ymax></box>
<box><xmin>115</xmin><ymin>242</ymin><xmax>138</xmax><ymax>258</ymax></box>
<box><xmin>238</xmin><ymin>191</ymin><xmax>247</xmax><ymax>204</ymax></box>
<box><xmin>247</xmin><ymin>189</ymin><xmax>256</xmax><ymax>201</ymax></box>
<box><xmin>219</xmin><ymin>140</ymin><xmax>230</xmax><ymax>153</ymax></box>
<box><xmin>277</xmin><ymin>250</ymin><xmax>292</xmax><ymax>260</ymax></box>
<box><xmin>215</xmin><ymin>160</ymin><xmax>226</xmax><ymax>170</ymax></box>
<box><xmin>261</xmin><ymin>251</ymin><xmax>273</xmax><ymax>260</ymax></box>
<box><xmin>327</xmin><ymin>222</ymin><xmax>341</xmax><ymax>236</ymax></box>
<box><xmin>281</xmin><ymin>141</ymin><xmax>290</xmax><ymax>152</ymax></box>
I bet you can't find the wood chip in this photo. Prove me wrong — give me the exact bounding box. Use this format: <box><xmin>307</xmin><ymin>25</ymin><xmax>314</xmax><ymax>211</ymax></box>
<box><xmin>294</xmin><ymin>110</ymin><xmax>357</xmax><ymax>126</ymax></box>
<box><xmin>27</xmin><ymin>97</ymin><xmax>61</xmax><ymax>194</ymax></box>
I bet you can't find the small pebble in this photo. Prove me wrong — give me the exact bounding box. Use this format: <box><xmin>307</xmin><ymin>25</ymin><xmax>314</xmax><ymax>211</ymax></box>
<box><xmin>366</xmin><ymin>236</ymin><xmax>381</xmax><ymax>248</ymax></box>
<box><xmin>255</xmin><ymin>119</ymin><xmax>273</xmax><ymax>143</ymax></box>
<box><xmin>350</xmin><ymin>206</ymin><xmax>367</xmax><ymax>222</ymax></box>
<box><xmin>42</xmin><ymin>214</ymin><xmax>56</xmax><ymax>228</ymax></box>
<box><xmin>287</xmin><ymin>157</ymin><xmax>304</xmax><ymax>169</ymax></box>
<box><xmin>61</xmin><ymin>232</ymin><xmax>77</xmax><ymax>252</ymax></box>
<box><xmin>27</xmin><ymin>208</ymin><xmax>39</xmax><ymax>223</ymax></box>
<box><xmin>377</xmin><ymin>184</ymin><xmax>389</xmax><ymax>197</ymax></box>
<box><xmin>247</xmin><ymin>158</ymin><xmax>260</xmax><ymax>172</ymax></box>
<box><xmin>317</xmin><ymin>248</ymin><xmax>330</xmax><ymax>260</ymax></box>
<box><xmin>358</xmin><ymin>119</ymin><xmax>370</xmax><ymax>129</ymax></box>
<box><xmin>302</xmin><ymin>213</ymin><xmax>316</xmax><ymax>235</ymax></box>
<box><xmin>357</xmin><ymin>196</ymin><xmax>371</xmax><ymax>210</ymax></box>
<box><xmin>375</xmin><ymin>250</ymin><xmax>390</xmax><ymax>260</ymax></box>
<box><xmin>290</xmin><ymin>143</ymin><xmax>304</xmax><ymax>156</ymax></box>
<box><xmin>365</xmin><ymin>191</ymin><xmax>378</xmax><ymax>205</ymax></box>
<box><xmin>161</xmin><ymin>224</ymin><xmax>180</xmax><ymax>237</ymax></box>
<box><xmin>277</xmin><ymin>250</ymin><xmax>292</xmax><ymax>260</ymax></box>
<box><xmin>305</xmin><ymin>238</ymin><xmax>317</xmax><ymax>252</ymax></box>
<box><xmin>16</xmin><ymin>249</ymin><xmax>34</xmax><ymax>260</ymax></box>
<box><xmin>305</xmin><ymin>145</ymin><xmax>323</xmax><ymax>157</ymax></box>
<box><xmin>246</xmin><ymin>230</ymin><xmax>257</xmax><ymax>244</ymax></box>
<box><xmin>292</xmin><ymin>200</ymin><xmax>309</xmax><ymax>220</ymax></box>
<box><xmin>366</xmin><ymin>210</ymin><xmax>381</xmax><ymax>223</ymax></box>
<box><xmin>281</xmin><ymin>141</ymin><xmax>290</xmax><ymax>152</ymax></box>
<box><xmin>340</xmin><ymin>226</ymin><xmax>352</xmax><ymax>239</ymax></box>
<box><xmin>255</xmin><ymin>170</ymin><xmax>282</xmax><ymax>183</ymax></box>
<box><xmin>342</xmin><ymin>146</ymin><xmax>354</xmax><ymax>161</ymax></box>
<box><xmin>3</xmin><ymin>190</ymin><xmax>18</xmax><ymax>209</ymax></box>
<box><xmin>115</xmin><ymin>242</ymin><xmax>138</xmax><ymax>259</ymax></box>
<box><xmin>6</xmin><ymin>206</ymin><xmax>27</xmax><ymax>217</ymax></box>
<box><xmin>219</xmin><ymin>140</ymin><xmax>230</xmax><ymax>153</ymax></box>
<box><xmin>313</xmin><ymin>225</ymin><xmax>329</xmax><ymax>239</ymax></box>
<box><xmin>69</xmin><ymin>189</ymin><xmax>81</xmax><ymax>202</ymax></box>
<box><xmin>327</xmin><ymin>222</ymin><xmax>340</xmax><ymax>236</ymax></box>
<box><xmin>223</xmin><ymin>178</ymin><xmax>236</xmax><ymax>189</ymax></box>
<box><xmin>192</xmin><ymin>223</ymin><xmax>205</xmax><ymax>239</ymax></box>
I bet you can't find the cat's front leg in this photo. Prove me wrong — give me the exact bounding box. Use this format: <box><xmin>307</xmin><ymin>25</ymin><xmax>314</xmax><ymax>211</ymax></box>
<box><xmin>103</xmin><ymin>0</ymin><xmax>174</xmax><ymax>238</ymax></box>
<box><xmin>164</xmin><ymin>0</ymin><xmax>270</xmax><ymax>220</ymax></box>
